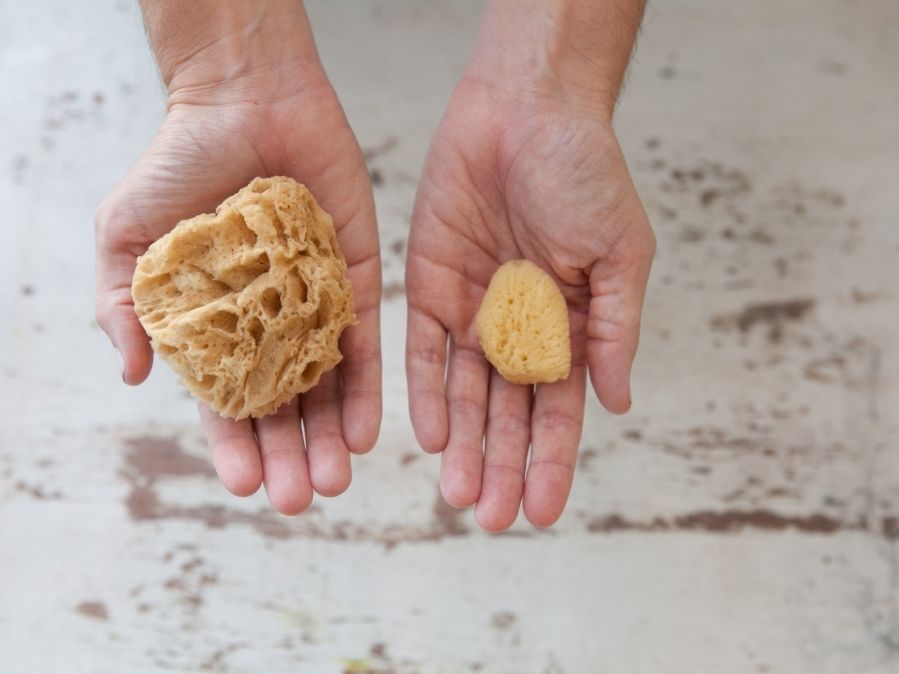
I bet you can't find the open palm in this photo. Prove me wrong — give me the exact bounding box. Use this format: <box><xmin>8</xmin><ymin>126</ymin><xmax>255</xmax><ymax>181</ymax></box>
<box><xmin>406</xmin><ymin>79</ymin><xmax>655</xmax><ymax>531</ymax></box>
<box><xmin>95</xmin><ymin>75</ymin><xmax>381</xmax><ymax>514</ymax></box>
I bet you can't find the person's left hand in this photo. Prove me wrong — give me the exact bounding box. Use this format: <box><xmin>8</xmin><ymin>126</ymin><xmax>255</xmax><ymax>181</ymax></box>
<box><xmin>405</xmin><ymin>77</ymin><xmax>655</xmax><ymax>531</ymax></box>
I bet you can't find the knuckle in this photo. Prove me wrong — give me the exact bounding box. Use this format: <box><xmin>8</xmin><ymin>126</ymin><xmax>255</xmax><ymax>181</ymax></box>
<box><xmin>534</xmin><ymin>408</ymin><xmax>580</xmax><ymax>433</ymax></box>
<box><xmin>93</xmin><ymin>196</ymin><xmax>116</xmax><ymax>234</ymax></box>
<box><xmin>94</xmin><ymin>294</ymin><xmax>114</xmax><ymax>329</ymax></box>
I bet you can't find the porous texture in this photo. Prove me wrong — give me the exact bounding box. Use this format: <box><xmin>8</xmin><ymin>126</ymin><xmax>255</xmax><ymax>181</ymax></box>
<box><xmin>475</xmin><ymin>259</ymin><xmax>571</xmax><ymax>385</ymax></box>
<box><xmin>132</xmin><ymin>177</ymin><xmax>356</xmax><ymax>419</ymax></box>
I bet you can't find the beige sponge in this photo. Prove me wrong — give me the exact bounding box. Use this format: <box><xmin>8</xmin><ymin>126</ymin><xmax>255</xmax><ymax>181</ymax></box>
<box><xmin>131</xmin><ymin>176</ymin><xmax>356</xmax><ymax>419</ymax></box>
<box><xmin>475</xmin><ymin>259</ymin><xmax>571</xmax><ymax>385</ymax></box>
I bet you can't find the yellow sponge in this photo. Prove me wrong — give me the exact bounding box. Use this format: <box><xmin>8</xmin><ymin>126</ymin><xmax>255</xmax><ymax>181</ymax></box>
<box><xmin>475</xmin><ymin>259</ymin><xmax>571</xmax><ymax>384</ymax></box>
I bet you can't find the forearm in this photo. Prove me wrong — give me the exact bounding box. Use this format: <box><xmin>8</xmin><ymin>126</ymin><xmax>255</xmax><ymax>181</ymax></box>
<box><xmin>140</xmin><ymin>0</ymin><xmax>324</xmax><ymax>105</ymax></box>
<box><xmin>467</xmin><ymin>0</ymin><xmax>646</xmax><ymax>118</ymax></box>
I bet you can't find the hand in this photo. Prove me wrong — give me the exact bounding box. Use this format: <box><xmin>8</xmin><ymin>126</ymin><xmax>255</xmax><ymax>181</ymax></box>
<box><xmin>405</xmin><ymin>74</ymin><xmax>655</xmax><ymax>530</ymax></box>
<box><xmin>95</xmin><ymin>14</ymin><xmax>381</xmax><ymax>514</ymax></box>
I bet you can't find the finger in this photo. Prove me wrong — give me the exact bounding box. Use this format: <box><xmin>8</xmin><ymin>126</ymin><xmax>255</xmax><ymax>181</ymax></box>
<box><xmin>523</xmin><ymin>356</ymin><xmax>587</xmax><ymax>528</ymax></box>
<box><xmin>301</xmin><ymin>370</ymin><xmax>352</xmax><ymax>497</ymax></box>
<box><xmin>340</xmin><ymin>301</ymin><xmax>382</xmax><ymax>455</ymax></box>
<box><xmin>406</xmin><ymin>306</ymin><xmax>449</xmax><ymax>453</ymax></box>
<box><xmin>198</xmin><ymin>403</ymin><xmax>262</xmax><ymax>497</ymax></box>
<box><xmin>253</xmin><ymin>398</ymin><xmax>313</xmax><ymax>515</ymax></box>
<box><xmin>475</xmin><ymin>371</ymin><xmax>532</xmax><ymax>532</ymax></box>
<box><xmin>587</xmin><ymin>226</ymin><xmax>655</xmax><ymax>414</ymax></box>
<box><xmin>440</xmin><ymin>338</ymin><xmax>489</xmax><ymax>508</ymax></box>
<box><xmin>94</xmin><ymin>242</ymin><xmax>153</xmax><ymax>386</ymax></box>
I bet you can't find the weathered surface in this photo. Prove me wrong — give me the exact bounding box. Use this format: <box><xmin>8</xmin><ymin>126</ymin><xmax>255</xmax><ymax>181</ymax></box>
<box><xmin>1</xmin><ymin>1</ymin><xmax>898</xmax><ymax>673</ymax></box>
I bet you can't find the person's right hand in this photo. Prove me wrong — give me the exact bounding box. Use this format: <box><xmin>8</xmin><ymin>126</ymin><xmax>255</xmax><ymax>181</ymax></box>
<box><xmin>95</xmin><ymin>7</ymin><xmax>381</xmax><ymax>514</ymax></box>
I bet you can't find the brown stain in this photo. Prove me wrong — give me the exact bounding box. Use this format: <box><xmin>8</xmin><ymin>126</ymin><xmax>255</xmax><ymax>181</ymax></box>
<box><xmin>382</xmin><ymin>282</ymin><xmax>405</xmax><ymax>300</ymax></box>
<box><xmin>578</xmin><ymin>448</ymin><xmax>599</xmax><ymax>470</ymax></box>
<box><xmin>882</xmin><ymin>517</ymin><xmax>899</xmax><ymax>540</ymax></box>
<box><xmin>748</xmin><ymin>228</ymin><xmax>775</xmax><ymax>245</ymax></box>
<box><xmin>491</xmin><ymin>611</ymin><xmax>517</xmax><ymax>630</ymax></box>
<box><xmin>711</xmin><ymin>298</ymin><xmax>816</xmax><ymax>343</ymax></box>
<box><xmin>804</xmin><ymin>354</ymin><xmax>847</xmax><ymax>383</ymax></box>
<box><xmin>75</xmin><ymin>601</ymin><xmax>109</xmax><ymax>621</ymax></box>
<box><xmin>680</xmin><ymin>224</ymin><xmax>705</xmax><ymax>242</ymax></box>
<box><xmin>850</xmin><ymin>288</ymin><xmax>884</xmax><ymax>304</ymax></box>
<box><xmin>160</xmin><ymin>550</ymin><xmax>219</xmax><ymax>612</ymax></box>
<box><xmin>199</xmin><ymin>643</ymin><xmax>245</xmax><ymax>672</ymax></box>
<box><xmin>390</xmin><ymin>239</ymin><xmax>405</xmax><ymax>256</ymax></box>
<box><xmin>820</xmin><ymin>61</ymin><xmax>847</xmax><ymax>76</ymax></box>
<box><xmin>700</xmin><ymin>189</ymin><xmax>720</xmax><ymax>207</ymax></box>
<box><xmin>428</xmin><ymin>497</ymin><xmax>470</xmax><ymax>539</ymax></box>
<box><xmin>357</xmin><ymin>640</ymin><xmax>415</xmax><ymax>674</ymax></box>
<box><xmin>123</xmin><ymin>436</ymin><xmax>215</xmax><ymax>481</ymax></box>
<box><xmin>813</xmin><ymin>189</ymin><xmax>845</xmax><ymax>208</ymax></box>
<box><xmin>125</xmin><ymin>482</ymin><xmax>294</xmax><ymax>539</ymax></box>
<box><xmin>584</xmin><ymin>509</ymin><xmax>886</xmax><ymax>536</ymax></box>
<box><xmin>400</xmin><ymin>453</ymin><xmax>419</xmax><ymax>466</ymax></box>
<box><xmin>181</xmin><ymin>556</ymin><xmax>204</xmax><ymax>573</ymax></box>
<box><xmin>121</xmin><ymin>437</ymin><xmax>473</xmax><ymax>548</ymax></box>
<box><xmin>362</xmin><ymin>136</ymin><xmax>399</xmax><ymax>162</ymax></box>
<box><xmin>660</xmin><ymin>161</ymin><xmax>753</xmax><ymax>212</ymax></box>
<box><xmin>14</xmin><ymin>480</ymin><xmax>61</xmax><ymax>500</ymax></box>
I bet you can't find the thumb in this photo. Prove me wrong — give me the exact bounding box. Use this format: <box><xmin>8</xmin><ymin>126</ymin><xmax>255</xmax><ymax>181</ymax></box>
<box><xmin>94</xmin><ymin>203</ymin><xmax>154</xmax><ymax>386</ymax></box>
<box><xmin>586</xmin><ymin>226</ymin><xmax>655</xmax><ymax>414</ymax></box>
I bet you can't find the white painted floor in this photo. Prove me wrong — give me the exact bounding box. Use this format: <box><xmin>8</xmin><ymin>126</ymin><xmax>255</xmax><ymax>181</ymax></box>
<box><xmin>2</xmin><ymin>1</ymin><xmax>899</xmax><ymax>672</ymax></box>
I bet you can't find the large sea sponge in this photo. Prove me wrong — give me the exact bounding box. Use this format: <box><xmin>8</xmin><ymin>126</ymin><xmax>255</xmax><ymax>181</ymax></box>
<box><xmin>132</xmin><ymin>177</ymin><xmax>356</xmax><ymax>419</ymax></box>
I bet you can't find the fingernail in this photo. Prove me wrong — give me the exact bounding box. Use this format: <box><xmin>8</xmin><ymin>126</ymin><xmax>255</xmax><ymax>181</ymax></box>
<box><xmin>115</xmin><ymin>349</ymin><xmax>125</xmax><ymax>381</ymax></box>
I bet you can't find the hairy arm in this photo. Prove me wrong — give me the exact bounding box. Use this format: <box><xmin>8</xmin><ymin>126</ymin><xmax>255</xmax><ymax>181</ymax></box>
<box><xmin>97</xmin><ymin>0</ymin><xmax>382</xmax><ymax>512</ymax></box>
<box><xmin>139</xmin><ymin>0</ymin><xmax>323</xmax><ymax>105</ymax></box>
<box><xmin>467</xmin><ymin>0</ymin><xmax>646</xmax><ymax>117</ymax></box>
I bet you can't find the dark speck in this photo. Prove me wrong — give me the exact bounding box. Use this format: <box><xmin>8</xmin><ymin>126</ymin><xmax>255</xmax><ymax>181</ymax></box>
<box><xmin>491</xmin><ymin>611</ymin><xmax>517</xmax><ymax>630</ymax></box>
<box><xmin>75</xmin><ymin>601</ymin><xmax>109</xmax><ymax>621</ymax></box>
<box><xmin>701</xmin><ymin>189</ymin><xmax>720</xmax><ymax>207</ymax></box>
<box><xmin>820</xmin><ymin>61</ymin><xmax>847</xmax><ymax>76</ymax></box>
<box><xmin>21</xmin><ymin>284</ymin><xmax>34</xmax><ymax>297</ymax></box>
<box><xmin>369</xmin><ymin>168</ymin><xmax>383</xmax><ymax>186</ymax></box>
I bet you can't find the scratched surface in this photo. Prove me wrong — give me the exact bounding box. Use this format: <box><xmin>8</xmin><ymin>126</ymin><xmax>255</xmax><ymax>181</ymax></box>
<box><xmin>2</xmin><ymin>1</ymin><xmax>899</xmax><ymax>673</ymax></box>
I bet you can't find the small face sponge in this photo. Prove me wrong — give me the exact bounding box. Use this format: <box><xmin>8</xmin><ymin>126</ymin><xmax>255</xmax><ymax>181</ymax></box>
<box><xmin>131</xmin><ymin>176</ymin><xmax>356</xmax><ymax>419</ymax></box>
<box><xmin>475</xmin><ymin>259</ymin><xmax>571</xmax><ymax>385</ymax></box>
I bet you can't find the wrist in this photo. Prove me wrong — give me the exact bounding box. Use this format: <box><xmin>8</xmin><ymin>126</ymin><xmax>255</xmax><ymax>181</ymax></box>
<box><xmin>141</xmin><ymin>0</ymin><xmax>327</xmax><ymax>107</ymax></box>
<box><xmin>465</xmin><ymin>0</ymin><xmax>645</xmax><ymax>120</ymax></box>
